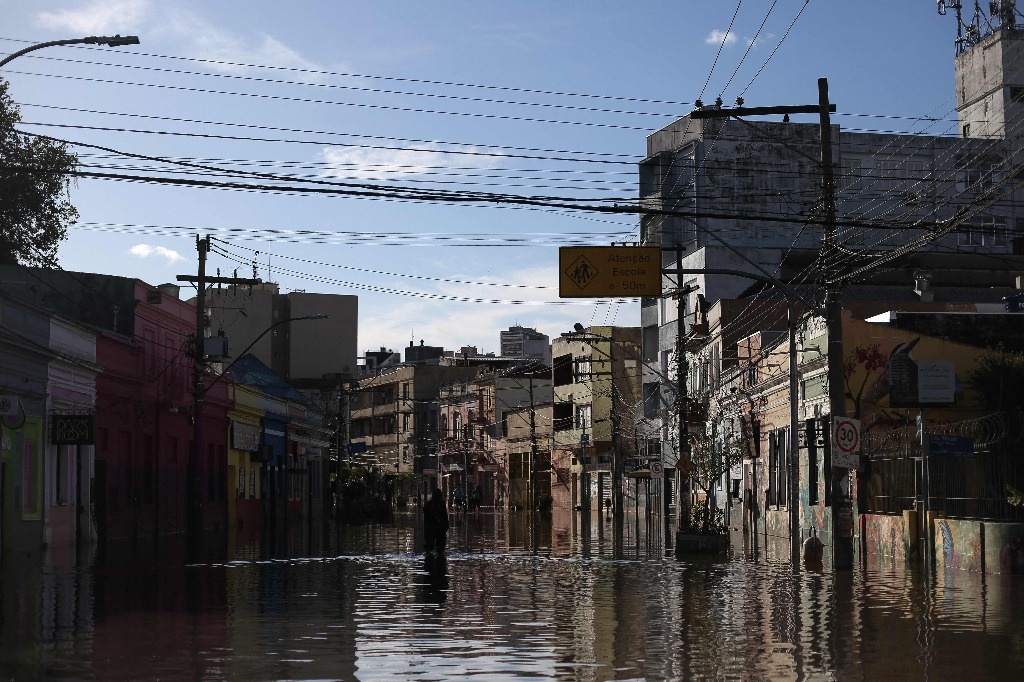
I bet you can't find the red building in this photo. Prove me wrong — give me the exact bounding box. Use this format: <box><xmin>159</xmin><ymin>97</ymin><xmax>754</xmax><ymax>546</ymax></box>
<box><xmin>92</xmin><ymin>280</ymin><xmax>231</xmax><ymax>561</ymax></box>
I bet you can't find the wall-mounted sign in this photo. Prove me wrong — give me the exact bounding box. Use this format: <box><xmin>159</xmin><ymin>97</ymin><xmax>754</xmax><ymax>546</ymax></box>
<box><xmin>927</xmin><ymin>434</ymin><xmax>974</xmax><ymax>457</ymax></box>
<box><xmin>1</xmin><ymin>394</ymin><xmax>19</xmax><ymax>418</ymax></box>
<box><xmin>50</xmin><ymin>413</ymin><xmax>95</xmax><ymax>445</ymax></box>
<box><xmin>917</xmin><ymin>361</ymin><xmax>956</xmax><ymax>405</ymax></box>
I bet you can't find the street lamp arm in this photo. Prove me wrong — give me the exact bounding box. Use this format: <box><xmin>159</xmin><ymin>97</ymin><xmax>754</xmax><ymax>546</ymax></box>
<box><xmin>662</xmin><ymin>267</ymin><xmax>824</xmax><ymax>315</ymax></box>
<box><xmin>0</xmin><ymin>35</ymin><xmax>140</xmax><ymax>68</ymax></box>
<box><xmin>203</xmin><ymin>314</ymin><xmax>328</xmax><ymax>392</ymax></box>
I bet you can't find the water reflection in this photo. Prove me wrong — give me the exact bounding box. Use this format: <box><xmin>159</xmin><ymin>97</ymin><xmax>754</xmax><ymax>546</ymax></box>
<box><xmin>2</xmin><ymin>509</ymin><xmax>1023</xmax><ymax>680</ymax></box>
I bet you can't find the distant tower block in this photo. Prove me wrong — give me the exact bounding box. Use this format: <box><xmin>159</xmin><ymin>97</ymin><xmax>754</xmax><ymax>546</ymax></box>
<box><xmin>942</xmin><ymin>0</ymin><xmax>1024</xmax><ymax>140</ymax></box>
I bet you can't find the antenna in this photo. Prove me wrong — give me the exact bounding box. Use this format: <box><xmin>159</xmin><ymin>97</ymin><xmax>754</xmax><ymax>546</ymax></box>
<box><xmin>939</xmin><ymin>1</ymin><xmax>1017</xmax><ymax>55</ymax></box>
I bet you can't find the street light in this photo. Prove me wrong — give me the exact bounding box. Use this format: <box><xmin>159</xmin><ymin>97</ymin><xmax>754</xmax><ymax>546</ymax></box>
<box><xmin>188</xmin><ymin>313</ymin><xmax>328</xmax><ymax>560</ymax></box>
<box><xmin>0</xmin><ymin>35</ymin><xmax>140</xmax><ymax>68</ymax></box>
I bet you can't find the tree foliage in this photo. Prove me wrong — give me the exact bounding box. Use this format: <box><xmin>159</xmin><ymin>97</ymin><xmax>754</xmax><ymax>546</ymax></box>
<box><xmin>966</xmin><ymin>349</ymin><xmax>1024</xmax><ymax>417</ymax></box>
<box><xmin>683</xmin><ymin>430</ymin><xmax>743</xmax><ymax>534</ymax></box>
<box><xmin>0</xmin><ymin>77</ymin><xmax>79</xmax><ymax>266</ymax></box>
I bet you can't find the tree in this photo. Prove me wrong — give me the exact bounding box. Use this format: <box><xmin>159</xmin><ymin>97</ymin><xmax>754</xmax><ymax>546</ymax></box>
<box><xmin>0</xmin><ymin>77</ymin><xmax>79</xmax><ymax>266</ymax></box>
<box><xmin>966</xmin><ymin>348</ymin><xmax>1024</xmax><ymax>419</ymax></box>
<box><xmin>681</xmin><ymin>425</ymin><xmax>743</xmax><ymax>534</ymax></box>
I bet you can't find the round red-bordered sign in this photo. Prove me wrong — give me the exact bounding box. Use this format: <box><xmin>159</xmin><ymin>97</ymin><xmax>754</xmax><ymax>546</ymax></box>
<box><xmin>834</xmin><ymin>418</ymin><xmax>859</xmax><ymax>453</ymax></box>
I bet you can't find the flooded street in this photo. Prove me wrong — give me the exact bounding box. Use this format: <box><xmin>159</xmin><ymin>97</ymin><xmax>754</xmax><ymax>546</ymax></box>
<box><xmin>3</xmin><ymin>509</ymin><xmax>1024</xmax><ymax>680</ymax></box>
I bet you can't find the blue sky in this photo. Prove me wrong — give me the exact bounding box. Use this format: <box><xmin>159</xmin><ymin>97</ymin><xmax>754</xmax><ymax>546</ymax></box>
<box><xmin>1</xmin><ymin>1</ymin><xmax>962</xmax><ymax>358</ymax></box>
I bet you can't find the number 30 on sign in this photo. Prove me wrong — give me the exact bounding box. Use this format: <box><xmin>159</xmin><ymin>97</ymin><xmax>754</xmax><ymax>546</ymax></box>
<box><xmin>831</xmin><ymin>417</ymin><xmax>860</xmax><ymax>469</ymax></box>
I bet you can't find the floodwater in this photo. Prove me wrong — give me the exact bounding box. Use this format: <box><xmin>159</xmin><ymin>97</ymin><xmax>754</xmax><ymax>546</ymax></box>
<box><xmin>2</xmin><ymin>508</ymin><xmax>1023</xmax><ymax>681</ymax></box>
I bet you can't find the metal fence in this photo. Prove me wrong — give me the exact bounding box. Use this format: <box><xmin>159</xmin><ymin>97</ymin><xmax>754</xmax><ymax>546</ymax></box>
<box><xmin>861</xmin><ymin>440</ymin><xmax>1024</xmax><ymax>522</ymax></box>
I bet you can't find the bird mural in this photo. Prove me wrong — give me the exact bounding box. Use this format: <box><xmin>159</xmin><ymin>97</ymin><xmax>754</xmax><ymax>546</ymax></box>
<box><xmin>887</xmin><ymin>337</ymin><xmax>921</xmax><ymax>406</ymax></box>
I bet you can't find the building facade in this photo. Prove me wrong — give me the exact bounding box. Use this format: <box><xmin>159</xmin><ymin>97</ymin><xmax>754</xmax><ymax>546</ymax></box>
<box><xmin>550</xmin><ymin>326</ymin><xmax>642</xmax><ymax>514</ymax></box>
<box><xmin>500</xmin><ymin>326</ymin><xmax>552</xmax><ymax>366</ymax></box>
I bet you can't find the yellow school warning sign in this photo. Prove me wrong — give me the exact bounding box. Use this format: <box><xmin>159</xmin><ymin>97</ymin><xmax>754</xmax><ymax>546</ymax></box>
<box><xmin>558</xmin><ymin>246</ymin><xmax>662</xmax><ymax>298</ymax></box>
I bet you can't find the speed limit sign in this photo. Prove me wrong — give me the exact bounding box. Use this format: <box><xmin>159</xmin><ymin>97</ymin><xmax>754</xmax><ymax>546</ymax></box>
<box><xmin>832</xmin><ymin>417</ymin><xmax>861</xmax><ymax>469</ymax></box>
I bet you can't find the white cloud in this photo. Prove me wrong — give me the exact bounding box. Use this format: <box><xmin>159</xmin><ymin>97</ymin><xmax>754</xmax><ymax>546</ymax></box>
<box><xmin>129</xmin><ymin>244</ymin><xmax>184</xmax><ymax>263</ymax></box>
<box><xmin>36</xmin><ymin>0</ymin><xmax>150</xmax><ymax>35</ymax></box>
<box><xmin>320</xmin><ymin>145</ymin><xmax>501</xmax><ymax>181</ymax></box>
<box><xmin>35</xmin><ymin>1</ymin><xmax>324</xmax><ymax>77</ymax></box>
<box><xmin>159</xmin><ymin>9</ymin><xmax>324</xmax><ymax>76</ymax></box>
<box><xmin>705</xmin><ymin>29</ymin><xmax>738</xmax><ymax>47</ymax></box>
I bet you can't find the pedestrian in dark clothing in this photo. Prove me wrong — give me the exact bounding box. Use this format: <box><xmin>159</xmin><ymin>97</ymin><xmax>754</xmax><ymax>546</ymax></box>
<box><xmin>471</xmin><ymin>485</ymin><xmax>482</xmax><ymax>511</ymax></box>
<box><xmin>423</xmin><ymin>488</ymin><xmax>450</xmax><ymax>554</ymax></box>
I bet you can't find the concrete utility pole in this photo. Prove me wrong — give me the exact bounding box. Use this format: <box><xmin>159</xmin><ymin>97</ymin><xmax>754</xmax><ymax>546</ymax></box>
<box><xmin>177</xmin><ymin>235</ymin><xmax>260</xmax><ymax>561</ymax></box>
<box><xmin>690</xmin><ymin>78</ymin><xmax>852</xmax><ymax>568</ymax></box>
<box><xmin>816</xmin><ymin>79</ymin><xmax>854</xmax><ymax>570</ymax></box>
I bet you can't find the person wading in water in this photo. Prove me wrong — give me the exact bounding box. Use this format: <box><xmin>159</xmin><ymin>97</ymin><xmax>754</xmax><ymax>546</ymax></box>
<box><xmin>423</xmin><ymin>488</ymin><xmax>450</xmax><ymax>555</ymax></box>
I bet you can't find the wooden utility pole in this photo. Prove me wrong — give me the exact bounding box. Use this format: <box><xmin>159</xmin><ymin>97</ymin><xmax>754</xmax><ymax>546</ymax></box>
<box><xmin>177</xmin><ymin>235</ymin><xmax>261</xmax><ymax>561</ymax></box>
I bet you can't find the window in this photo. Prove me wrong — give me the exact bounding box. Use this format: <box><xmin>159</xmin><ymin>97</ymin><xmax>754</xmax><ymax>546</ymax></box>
<box><xmin>875</xmin><ymin>159</ymin><xmax>901</xmax><ymax>193</ymax></box>
<box><xmin>55</xmin><ymin>445</ymin><xmax>69</xmax><ymax>505</ymax></box>
<box><xmin>573</xmin><ymin>357</ymin><xmax>592</xmax><ymax>383</ymax></box>
<box><xmin>575</xmin><ymin>404</ymin><xmax>592</xmax><ymax>431</ymax></box>
<box><xmin>959</xmin><ymin>216</ymin><xmax>1008</xmax><ymax>247</ymax></box>
<box><xmin>767</xmin><ymin>428</ymin><xmax>789</xmax><ymax>508</ymax></box>
<box><xmin>403</xmin><ymin>446</ymin><xmax>410</xmax><ymax>464</ymax></box>
<box><xmin>806</xmin><ymin>419</ymin><xmax>820</xmax><ymax>505</ymax></box>
<box><xmin>403</xmin><ymin>414</ymin><xmax>410</xmax><ymax>432</ymax></box>
<box><xmin>643</xmin><ymin>325</ymin><xmax>659</xmax><ymax>362</ymax></box>
<box><xmin>553</xmin><ymin>354</ymin><xmax>573</xmax><ymax>386</ymax></box>
<box><xmin>143</xmin><ymin>434</ymin><xmax>154</xmax><ymax>504</ymax></box>
<box><xmin>510</xmin><ymin>452</ymin><xmax>529</xmax><ymax>480</ymax></box>
<box><xmin>207</xmin><ymin>444</ymin><xmax>216</xmax><ymax>502</ymax></box>
<box><xmin>959</xmin><ymin>161</ymin><xmax>1002</xmax><ymax>193</ymax></box>
<box><xmin>643</xmin><ymin>382</ymin><xmax>661</xmax><ymax>419</ymax></box>
<box><xmin>985</xmin><ymin>216</ymin><xmax>1009</xmax><ymax>247</ymax></box>
<box><xmin>553</xmin><ymin>403</ymin><xmax>573</xmax><ymax>431</ymax></box>
<box><xmin>841</xmin><ymin>157</ymin><xmax>863</xmax><ymax>193</ymax></box>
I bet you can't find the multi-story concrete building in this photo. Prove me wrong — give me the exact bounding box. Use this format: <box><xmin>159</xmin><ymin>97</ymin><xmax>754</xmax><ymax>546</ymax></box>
<box><xmin>638</xmin><ymin>11</ymin><xmax>1024</xmax><ymax>488</ymax></box>
<box><xmin>500</xmin><ymin>326</ymin><xmax>552</xmax><ymax>366</ymax></box>
<box><xmin>204</xmin><ymin>283</ymin><xmax>358</xmax><ymax>391</ymax></box>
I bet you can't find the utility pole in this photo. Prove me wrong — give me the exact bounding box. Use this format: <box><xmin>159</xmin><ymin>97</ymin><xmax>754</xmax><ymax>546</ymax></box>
<box><xmin>818</xmin><ymin>78</ymin><xmax>853</xmax><ymax>570</ymax></box>
<box><xmin>675</xmin><ymin>245</ymin><xmax>691</xmax><ymax>532</ymax></box>
<box><xmin>690</xmin><ymin>78</ymin><xmax>852</xmax><ymax>568</ymax></box>
<box><xmin>608</xmin><ymin>336</ymin><xmax>623</xmax><ymax>520</ymax></box>
<box><xmin>177</xmin><ymin>235</ymin><xmax>260</xmax><ymax>561</ymax></box>
<box><xmin>671</xmin><ymin>245</ymin><xmax>700</xmax><ymax>534</ymax></box>
<box><xmin>529</xmin><ymin>373</ymin><xmax>539</xmax><ymax>549</ymax></box>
